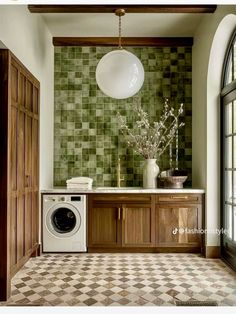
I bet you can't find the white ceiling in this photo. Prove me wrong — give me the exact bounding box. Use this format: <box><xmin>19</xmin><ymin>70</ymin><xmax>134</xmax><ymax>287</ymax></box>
<box><xmin>41</xmin><ymin>13</ymin><xmax>207</xmax><ymax>37</ymax></box>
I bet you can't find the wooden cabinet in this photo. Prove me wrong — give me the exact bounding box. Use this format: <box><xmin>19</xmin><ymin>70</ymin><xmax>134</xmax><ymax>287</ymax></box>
<box><xmin>156</xmin><ymin>204</ymin><xmax>202</xmax><ymax>248</ymax></box>
<box><xmin>88</xmin><ymin>195</ymin><xmax>155</xmax><ymax>251</ymax></box>
<box><xmin>122</xmin><ymin>203</ymin><xmax>155</xmax><ymax>247</ymax></box>
<box><xmin>89</xmin><ymin>204</ymin><xmax>121</xmax><ymax>247</ymax></box>
<box><xmin>0</xmin><ymin>50</ymin><xmax>40</xmax><ymax>301</ymax></box>
<box><xmin>156</xmin><ymin>194</ymin><xmax>203</xmax><ymax>252</ymax></box>
<box><xmin>88</xmin><ymin>193</ymin><xmax>203</xmax><ymax>253</ymax></box>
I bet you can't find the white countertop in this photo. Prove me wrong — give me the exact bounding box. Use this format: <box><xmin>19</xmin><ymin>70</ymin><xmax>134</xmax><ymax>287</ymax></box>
<box><xmin>41</xmin><ymin>187</ymin><xmax>205</xmax><ymax>194</ymax></box>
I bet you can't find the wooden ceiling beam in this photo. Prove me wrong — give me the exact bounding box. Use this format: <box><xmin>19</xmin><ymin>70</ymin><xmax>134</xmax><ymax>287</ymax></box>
<box><xmin>28</xmin><ymin>5</ymin><xmax>217</xmax><ymax>14</ymax></box>
<box><xmin>53</xmin><ymin>37</ymin><xmax>193</xmax><ymax>47</ymax></box>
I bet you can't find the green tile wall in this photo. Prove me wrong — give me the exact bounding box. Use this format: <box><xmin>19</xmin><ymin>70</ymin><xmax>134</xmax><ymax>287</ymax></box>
<box><xmin>54</xmin><ymin>46</ymin><xmax>192</xmax><ymax>187</ymax></box>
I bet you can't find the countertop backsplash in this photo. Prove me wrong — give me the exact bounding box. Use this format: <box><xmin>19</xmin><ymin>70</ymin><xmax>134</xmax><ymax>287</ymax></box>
<box><xmin>54</xmin><ymin>46</ymin><xmax>192</xmax><ymax>187</ymax></box>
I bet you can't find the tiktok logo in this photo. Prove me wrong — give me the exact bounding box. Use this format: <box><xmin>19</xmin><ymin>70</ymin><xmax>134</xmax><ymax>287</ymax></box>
<box><xmin>172</xmin><ymin>228</ymin><xmax>178</xmax><ymax>235</ymax></box>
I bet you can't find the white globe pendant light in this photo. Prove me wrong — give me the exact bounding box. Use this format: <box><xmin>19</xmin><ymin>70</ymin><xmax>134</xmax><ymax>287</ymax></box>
<box><xmin>96</xmin><ymin>49</ymin><xmax>144</xmax><ymax>99</ymax></box>
<box><xmin>96</xmin><ymin>9</ymin><xmax>144</xmax><ymax>99</ymax></box>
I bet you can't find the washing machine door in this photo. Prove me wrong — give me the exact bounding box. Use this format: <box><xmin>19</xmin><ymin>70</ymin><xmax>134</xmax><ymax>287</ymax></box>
<box><xmin>46</xmin><ymin>203</ymin><xmax>81</xmax><ymax>238</ymax></box>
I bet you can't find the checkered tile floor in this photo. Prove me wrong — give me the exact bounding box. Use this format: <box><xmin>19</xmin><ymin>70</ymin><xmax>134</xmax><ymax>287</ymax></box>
<box><xmin>1</xmin><ymin>253</ymin><xmax>236</xmax><ymax>306</ymax></box>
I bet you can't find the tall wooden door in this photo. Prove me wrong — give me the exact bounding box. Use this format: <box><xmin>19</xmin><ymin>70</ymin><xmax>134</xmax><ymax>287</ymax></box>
<box><xmin>24</xmin><ymin>79</ymin><xmax>33</xmax><ymax>255</ymax></box>
<box><xmin>32</xmin><ymin>85</ymin><xmax>39</xmax><ymax>250</ymax></box>
<box><xmin>9</xmin><ymin>89</ymin><xmax>18</xmax><ymax>271</ymax></box>
<box><xmin>0</xmin><ymin>50</ymin><xmax>40</xmax><ymax>301</ymax></box>
<box><xmin>17</xmin><ymin>91</ymin><xmax>25</xmax><ymax>264</ymax></box>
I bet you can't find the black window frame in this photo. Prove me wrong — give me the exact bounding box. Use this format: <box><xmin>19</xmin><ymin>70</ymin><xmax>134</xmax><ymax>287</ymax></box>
<box><xmin>221</xmin><ymin>28</ymin><xmax>236</xmax><ymax>270</ymax></box>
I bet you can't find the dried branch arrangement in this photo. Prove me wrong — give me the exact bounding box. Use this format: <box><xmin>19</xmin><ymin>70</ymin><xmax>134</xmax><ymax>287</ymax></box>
<box><xmin>117</xmin><ymin>99</ymin><xmax>184</xmax><ymax>159</ymax></box>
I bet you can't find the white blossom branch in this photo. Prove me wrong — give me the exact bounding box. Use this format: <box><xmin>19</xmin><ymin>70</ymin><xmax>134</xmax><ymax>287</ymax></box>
<box><xmin>117</xmin><ymin>98</ymin><xmax>184</xmax><ymax>159</ymax></box>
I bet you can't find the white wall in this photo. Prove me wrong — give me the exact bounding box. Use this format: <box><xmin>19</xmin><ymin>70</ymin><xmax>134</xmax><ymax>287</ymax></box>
<box><xmin>0</xmin><ymin>5</ymin><xmax>54</xmax><ymax>189</ymax></box>
<box><xmin>1</xmin><ymin>4</ymin><xmax>236</xmax><ymax>248</ymax></box>
<box><xmin>193</xmin><ymin>6</ymin><xmax>236</xmax><ymax>246</ymax></box>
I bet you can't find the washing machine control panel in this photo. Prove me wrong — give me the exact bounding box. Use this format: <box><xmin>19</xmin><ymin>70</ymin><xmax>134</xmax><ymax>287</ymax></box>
<box><xmin>71</xmin><ymin>196</ymin><xmax>82</xmax><ymax>201</ymax></box>
<box><xmin>44</xmin><ymin>195</ymin><xmax>84</xmax><ymax>203</ymax></box>
<box><xmin>58</xmin><ymin>196</ymin><xmax>66</xmax><ymax>202</ymax></box>
<box><xmin>44</xmin><ymin>196</ymin><xmax>57</xmax><ymax>202</ymax></box>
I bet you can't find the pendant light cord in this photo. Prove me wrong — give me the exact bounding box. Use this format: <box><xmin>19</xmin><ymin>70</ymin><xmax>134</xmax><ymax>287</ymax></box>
<box><xmin>118</xmin><ymin>14</ymin><xmax>122</xmax><ymax>49</ymax></box>
<box><xmin>115</xmin><ymin>9</ymin><xmax>125</xmax><ymax>49</ymax></box>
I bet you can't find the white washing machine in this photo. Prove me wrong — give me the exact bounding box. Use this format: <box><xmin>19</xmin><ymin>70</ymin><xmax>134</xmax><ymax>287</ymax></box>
<box><xmin>42</xmin><ymin>194</ymin><xmax>87</xmax><ymax>252</ymax></box>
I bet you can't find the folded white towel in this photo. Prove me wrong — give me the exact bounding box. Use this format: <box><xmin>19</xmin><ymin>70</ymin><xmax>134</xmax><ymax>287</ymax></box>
<box><xmin>67</xmin><ymin>184</ymin><xmax>92</xmax><ymax>188</ymax></box>
<box><xmin>66</xmin><ymin>177</ymin><xmax>93</xmax><ymax>184</ymax></box>
<box><xmin>67</xmin><ymin>184</ymin><xmax>92</xmax><ymax>190</ymax></box>
<box><xmin>67</xmin><ymin>183</ymin><xmax>91</xmax><ymax>186</ymax></box>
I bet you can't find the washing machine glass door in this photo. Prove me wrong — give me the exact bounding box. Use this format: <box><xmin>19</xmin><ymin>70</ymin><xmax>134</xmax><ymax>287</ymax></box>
<box><xmin>46</xmin><ymin>203</ymin><xmax>81</xmax><ymax>238</ymax></box>
<box><xmin>52</xmin><ymin>207</ymin><xmax>76</xmax><ymax>233</ymax></box>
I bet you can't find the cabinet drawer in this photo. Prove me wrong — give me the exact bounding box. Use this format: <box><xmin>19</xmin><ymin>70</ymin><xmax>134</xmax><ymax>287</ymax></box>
<box><xmin>92</xmin><ymin>194</ymin><xmax>152</xmax><ymax>203</ymax></box>
<box><xmin>156</xmin><ymin>194</ymin><xmax>202</xmax><ymax>203</ymax></box>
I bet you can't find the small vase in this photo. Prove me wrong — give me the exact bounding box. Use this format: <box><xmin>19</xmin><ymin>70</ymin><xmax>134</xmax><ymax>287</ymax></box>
<box><xmin>143</xmin><ymin>159</ymin><xmax>160</xmax><ymax>189</ymax></box>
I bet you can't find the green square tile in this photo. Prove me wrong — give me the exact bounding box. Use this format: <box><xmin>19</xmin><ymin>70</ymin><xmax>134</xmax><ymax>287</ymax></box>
<box><xmin>54</xmin><ymin>46</ymin><xmax>192</xmax><ymax>187</ymax></box>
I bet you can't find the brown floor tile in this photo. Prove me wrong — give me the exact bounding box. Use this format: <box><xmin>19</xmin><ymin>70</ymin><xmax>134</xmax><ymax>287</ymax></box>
<box><xmin>1</xmin><ymin>253</ymin><xmax>235</xmax><ymax>306</ymax></box>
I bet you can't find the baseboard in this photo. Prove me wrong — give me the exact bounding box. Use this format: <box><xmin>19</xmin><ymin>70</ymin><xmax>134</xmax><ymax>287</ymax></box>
<box><xmin>88</xmin><ymin>247</ymin><xmax>202</xmax><ymax>253</ymax></box>
<box><xmin>204</xmin><ymin>246</ymin><xmax>220</xmax><ymax>258</ymax></box>
<box><xmin>10</xmin><ymin>243</ymin><xmax>39</xmax><ymax>278</ymax></box>
<box><xmin>31</xmin><ymin>243</ymin><xmax>41</xmax><ymax>258</ymax></box>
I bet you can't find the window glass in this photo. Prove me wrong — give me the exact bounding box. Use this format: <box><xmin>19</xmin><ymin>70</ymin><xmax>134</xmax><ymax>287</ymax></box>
<box><xmin>226</xmin><ymin>137</ymin><xmax>232</xmax><ymax>168</ymax></box>
<box><xmin>225</xmin><ymin>102</ymin><xmax>232</xmax><ymax>135</ymax></box>
<box><xmin>225</xmin><ymin>171</ymin><xmax>233</xmax><ymax>202</ymax></box>
<box><xmin>233</xmin><ymin>100</ymin><xmax>236</xmax><ymax>133</ymax></box>
<box><xmin>226</xmin><ymin>205</ymin><xmax>232</xmax><ymax>239</ymax></box>
<box><xmin>234</xmin><ymin>207</ymin><xmax>236</xmax><ymax>240</ymax></box>
<box><xmin>225</xmin><ymin>50</ymin><xmax>233</xmax><ymax>86</ymax></box>
<box><xmin>234</xmin><ymin>137</ymin><xmax>236</xmax><ymax>168</ymax></box>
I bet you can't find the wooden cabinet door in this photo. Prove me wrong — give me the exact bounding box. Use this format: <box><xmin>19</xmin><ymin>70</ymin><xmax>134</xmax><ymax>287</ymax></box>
<box><xmin>9</xmin><ymin>65</ymin><xmax>18</xmax><ymax>272</ymax></box>
<box><xmin>0</xmin><ymin>50</ymin><xmax>40</xmax><ymax>301</ymax></box>
<box><xmin>122</xmin><ymin>203</ymin><xmax>155</xmax><ymax>247</ymax></box>
<box><xmin>32</xmin><ymin>115</ymin><xmax>39</xmax><ymax>249</ymax></box>
<box><xmin>24</xmin><ymin>77</ymin><xmax>34</xmax><ymax>253</ymax></box>
<box><xmin>24</xmin><ymin>113</ymin><xmax>33</xmax><ymax>255</ymax></box>
<box><xmin>25</xmin><ymin>115</ymin><xmax>32</xmax><ymax>189</ymax></box>
<box><xmin>156</xmin><ymin>204</ymin><xmax>202</xmax><ymax>247</ymax></box>
<box><xmin>88</xmin><ymin>204</ymin><xmax>121</xmax><ymax>247</ymax></box>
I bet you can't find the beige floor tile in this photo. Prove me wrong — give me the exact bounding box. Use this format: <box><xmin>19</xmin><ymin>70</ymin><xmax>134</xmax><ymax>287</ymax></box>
<box><xmin>0</xmin><ymin>253</ymin><xmax>235</xmax><ymax>307</ymax></box>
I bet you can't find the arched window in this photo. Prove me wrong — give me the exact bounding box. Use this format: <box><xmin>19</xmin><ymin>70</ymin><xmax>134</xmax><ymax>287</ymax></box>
<box><xmin>221</xmin><ymin>29</ymin><xmax>236</xmax><ymax>269</ymax></box>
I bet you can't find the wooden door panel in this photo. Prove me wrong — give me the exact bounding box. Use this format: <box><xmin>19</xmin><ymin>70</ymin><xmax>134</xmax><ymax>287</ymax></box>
<box><xmin>122</xmin><ymin>204</ymin><xmax>155</xmax><ymax>247</ymax></box>
<box><xmin>32</xmin><ymin>119</ymin><xmax>39</xmax><ymax>189</ymax></box>
<box><xmin>185</xmin><ymin>207</ymin><xmax>199</xmax><ymax>243</ymax></box>
<box><xmin>24</xmin><ymin>193</ymin><xmax>32</xmax><ymax>254</ymax></box>
<box><xmin>89</xmin><ymin>206</ymin><xmax>121</xmax><ymax>247</ymax></box>
<box><xmin>17</xmin><ymin>111</ymin><xmax>25</xmax><ymax>191</ymax></box>
<box><xmin>10</xmin><ymin>64</ymin><xmax>18</xmax><ymax>103</ymax></box>
<box><xmin>33</xmin><ymin>86</ymin><xmax>39</xmax><ymax>115</ymax></box>
<box><xmin>10</xmin><ymin>197</ymin><xmax>17</xmax><ymax>269</ymax></box>
<box><xmin>26</xmin><ymin>79</ymin><xmax>33</xmax><ymax>111</ymax></box>
<box><xmin>17</xmin><ymin>195</ymin><xmax>25</xmax><ymax>261</ymax></box>
<box><xmin>19</xmin><ymin>73</ymin><xmax>25</xmax><ymax>107</ymax></box>
<box><xmin>178</xmin><ymin>207</ymin><xmax>188</xmax><ymax>243</ymax></box>
<box><xmin>156</xmin><ymin>204</ymin><xmax>201</xmax><ymax>246</ymax></box>
<box><xmin>10</xmin><ymin>106</ymin><xmax>17</xmax><ymax>191</ymax></box>
<box><xmin>31</xmin><ymin>192</ymin><xmax>38</xmax><ymax>248</ymax></box>
<box><xmin>25</xmin><ymin>115</ymin><xmax>32</xmax><ymax>188</ymax></box>
<box><xmin>158</xmin><ymin>207</ymin><xmax>179</xmax><ymax>244</ymax></box>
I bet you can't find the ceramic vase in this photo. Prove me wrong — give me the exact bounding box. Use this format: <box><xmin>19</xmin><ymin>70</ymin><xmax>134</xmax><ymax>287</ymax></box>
<box><xmin>143</xmin><ymin>159</ymin><xmax>160</xmax><ymax>189</ymax></box>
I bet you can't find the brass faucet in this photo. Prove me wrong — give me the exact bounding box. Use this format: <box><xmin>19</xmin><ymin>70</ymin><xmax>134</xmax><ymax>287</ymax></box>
<box><xmin>117</xmin><ymin>157</ymin><xmax>125</xmax><ymax>187</ymax></box>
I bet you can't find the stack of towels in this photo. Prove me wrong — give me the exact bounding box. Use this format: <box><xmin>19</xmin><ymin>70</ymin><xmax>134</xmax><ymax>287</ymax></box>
<box><xmin>66</xmin><ymin>177</ymin><xmax>93</xmax><ymax>190</ymax></box>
